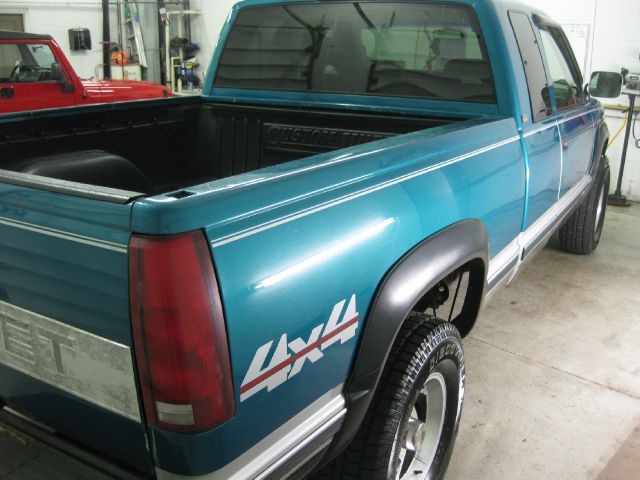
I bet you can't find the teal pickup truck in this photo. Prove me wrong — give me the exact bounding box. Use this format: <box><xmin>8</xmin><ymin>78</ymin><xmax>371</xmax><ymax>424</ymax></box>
<box><xmin>0</xmin><ymin>1</ymin><xmax>624</xmax><ymax>479</ymax></box>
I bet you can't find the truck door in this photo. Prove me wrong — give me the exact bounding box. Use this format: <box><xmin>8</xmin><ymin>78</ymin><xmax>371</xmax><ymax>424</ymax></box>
<box><xmin>509</xmin><ymin>11</ymin><xmax>561</xmax><ymax>229</ymax></box>
<box><xmin>0</xmin><ymin>41</ymin><xmax>77</xmax><ymax>113</ymax></box>
<box><xmin>535</xmin><ymin>23</ymin><xmax>597</xmax><ymax>198</ymax></box>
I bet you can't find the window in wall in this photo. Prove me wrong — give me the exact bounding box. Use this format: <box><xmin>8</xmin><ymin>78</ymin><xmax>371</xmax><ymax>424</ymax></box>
<box><xmin>539</xmin><ymin>28</ymin><xmax>580</xmax><ymax>110</ymax></box>
<box><xmin>0</xmin><ymin>14</ymin><xmax>24</xmax><ymax>32</ymax></box>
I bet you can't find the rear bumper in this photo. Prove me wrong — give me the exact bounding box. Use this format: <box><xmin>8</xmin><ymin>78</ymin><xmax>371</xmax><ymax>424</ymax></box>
<box><xmin>0</xmin><ymin>407</ymin><xmax>149</xmax><ymax>480</ymax></box>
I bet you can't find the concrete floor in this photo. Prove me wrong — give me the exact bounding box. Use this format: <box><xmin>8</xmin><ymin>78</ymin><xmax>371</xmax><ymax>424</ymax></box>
<box><xmin>448</xmin><ymin>203</ymin><xmax>640</xmax><ymax>480</ymax></box>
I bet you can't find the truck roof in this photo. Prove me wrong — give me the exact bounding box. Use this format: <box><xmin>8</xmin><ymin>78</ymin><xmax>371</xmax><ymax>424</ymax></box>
<box><xmin>235</xmin><ymin>0</ymin><xmax>494</xmax><ymax>6</ymax></box>
<box><xmin>0</xmin><ymin>30</ymin><xmax>52</xmax><ymax>41</ymax></box>
<box><xmin>232</xmin><ymin>0</ymin><xmax>543</xmax><ymax>13</ymax></box>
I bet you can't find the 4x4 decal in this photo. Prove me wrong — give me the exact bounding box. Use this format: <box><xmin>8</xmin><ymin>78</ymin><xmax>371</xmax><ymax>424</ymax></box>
<box><xmin>240</xmin><ymin>294</ymin><xmax>359</xmax><ymax>401</ymax></box>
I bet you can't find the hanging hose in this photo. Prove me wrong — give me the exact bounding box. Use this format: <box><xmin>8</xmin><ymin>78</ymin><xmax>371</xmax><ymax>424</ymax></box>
<box><xmin>608</xmin><ymin>110</ymin><xmax>628</xmax><ymax>148</ymax></box>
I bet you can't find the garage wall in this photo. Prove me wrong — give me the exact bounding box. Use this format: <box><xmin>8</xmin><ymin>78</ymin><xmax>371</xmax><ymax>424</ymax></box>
<box><xmin>126</xmin><ymin>2</ymin><xmax>162</xmax><ymax>84</ymax></box>
<box><xmin>188</xmin><ymin>0</ymin><xmax>236</xmax><ymax>86</ymax></box>
<box><xmin>0</xmin><ymin>0</ymin><xmax>161</xmax><ymax>83</ymax></box>
<box><xmin>0</xmin><ymin>0</ymin><xmax>118</xmax><ymax>79</ymax></box>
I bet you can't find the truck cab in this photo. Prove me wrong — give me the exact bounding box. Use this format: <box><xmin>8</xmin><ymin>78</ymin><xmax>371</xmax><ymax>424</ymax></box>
<box><xmin>0</xmin><ymin>30</ymin><xmax>171</xmax><ymax>114</ymax></box>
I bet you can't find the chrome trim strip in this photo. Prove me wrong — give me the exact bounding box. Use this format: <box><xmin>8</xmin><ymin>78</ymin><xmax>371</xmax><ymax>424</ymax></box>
<box><xmin>256</xmin><ymin>411</ymin><xmax>342</xmax><ymax>480</ymax></box>
<box><xmin>520</xmin><ymin>199</ymin><xmax>558</xmax><ymax>252</ymax></box>
<box><xmin>0</xmin><ymin>216</ymin><xmax>127</xmax><ymax>253</ymax></box>
<box><xmin>558</xmin><ymin>109</ymin><xmax>598</xmax><ymax>125</ymax></box>
<box><xmin>523</xmin><ymin>121</ymin><xmax>558</xmax><ymax>138</ymax></box>
<box><xmin>556</xmin><ymin>176</ymin><xmax>591</xmax><ymax>223</ymax></box>
<box><xmin>483</xmin><ymin>261</ymin><xmax>516</xmax><ymax>305</ymax></box>
<box><xmin>211</xmin><ymin>136</ymin><xmax>521</xmax><ymax>248</ymax></box>
<box><xmin>156</xmin><ymin>385</ymin><xmax>346</xmax><ymax>480</ymax></box>
<box><xmin>487</xmin><ymin>238</ymin><xmax>520</xmax><ymax>285</ymax></box>
<box><xmin>520</xmin><ymin>175</ymin><xmax>590</xmax><ymax>252</ymax></box>
<box><xmin>0</xmin><ymin>301</ymin><xmax>141</xmax><ymax>421</ymax></box>
<box><xmin>486</xmin><ymin>174</ymin><xmax>591</xmax><ymax>299</ymax></box>
<box><xmin>522</xmin><ymin>109</ymin><xmax>598</xmax><ymax>138</ymax></box>
<box><xmin>278</xmin><ymin>439</ymin><xmax>333</xmax><ymax>480</ymax></box>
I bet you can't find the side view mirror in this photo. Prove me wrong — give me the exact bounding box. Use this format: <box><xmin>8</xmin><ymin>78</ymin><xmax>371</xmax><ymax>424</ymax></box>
<box><xmin>50</xmin><ymin>62</ymin><xmax>64</xmax><ymax>82</ymax></box>
<box><xmin>51</xmin><ymin>62</ymin><xmax>76</xmax><ymax>93</ymax></box>
<box><xmin>587</xmin><ymin>71</ymin><xmax>623</xmax><ymax>98</ymax></box>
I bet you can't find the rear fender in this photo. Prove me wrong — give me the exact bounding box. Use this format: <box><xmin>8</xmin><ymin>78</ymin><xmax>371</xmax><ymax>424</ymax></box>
<box><xmin>326</xmin><ymin>219</ymin><xmax>488</xmax><ymax>458</ymax></box>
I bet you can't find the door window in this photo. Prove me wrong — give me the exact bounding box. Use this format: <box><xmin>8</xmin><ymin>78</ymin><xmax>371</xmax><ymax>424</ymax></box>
<box><xmin>0</xmin><ymin>43</ymin><xmax>58</xmax><ymax>83</ymax></box>
<box><xmin>508</xmin><ymin>12</ymin><xmax>551</xmax><ymax>122</ymax></box>
<box><xmin>538</xmin><ymin>27</ymin><xmax>581</xmax><ymax>110</ymax></box>
<box><xmin>0</xmin><ymin>44</ymin><xmax>22</xmax><ymax>79</ymax></box>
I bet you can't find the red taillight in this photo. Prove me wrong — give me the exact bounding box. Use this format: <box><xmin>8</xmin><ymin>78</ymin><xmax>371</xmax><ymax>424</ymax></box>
<box><xmin>129</xmin><ymin>230</ymin><xmax>235</xmax><ymax>433</ymax></box>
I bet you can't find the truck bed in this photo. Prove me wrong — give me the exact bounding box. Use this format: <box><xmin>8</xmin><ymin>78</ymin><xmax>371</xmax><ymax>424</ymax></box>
<box><xmin>0</xmin><ymin>99</ymin><xmax>455</xmax><ymax>198</ymax></box>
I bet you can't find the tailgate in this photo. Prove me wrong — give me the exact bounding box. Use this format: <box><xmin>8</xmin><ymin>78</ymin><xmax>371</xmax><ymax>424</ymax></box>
<box><xmin>0</xmin><ymin>182</ymin><xmax>152</xmax><ymax>474</ymax></box>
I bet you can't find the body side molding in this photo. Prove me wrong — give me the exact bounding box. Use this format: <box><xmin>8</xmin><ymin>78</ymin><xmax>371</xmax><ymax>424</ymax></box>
<box><xmin>325</xmin><ymin>219</ymin><xmax>488</xmax><ymax>459</ymax></box>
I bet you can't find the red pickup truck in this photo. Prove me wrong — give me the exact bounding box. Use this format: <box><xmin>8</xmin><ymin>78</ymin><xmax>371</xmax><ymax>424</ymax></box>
<box><xmin>0</xmin><ymin>31</ymin><xmax>171</xmax><ymax>114</ymax></box>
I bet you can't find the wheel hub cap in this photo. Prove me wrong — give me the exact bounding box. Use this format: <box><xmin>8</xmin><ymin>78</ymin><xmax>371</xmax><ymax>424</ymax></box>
<box><xmin>396</xmin><ymin>372</ymin><xmax>447</xmax><ymax>480</ymax></box>
<box><xmin>404</xmin><ymin>418</ymin><xmax>426</xmax><ymax>451</ymax></box>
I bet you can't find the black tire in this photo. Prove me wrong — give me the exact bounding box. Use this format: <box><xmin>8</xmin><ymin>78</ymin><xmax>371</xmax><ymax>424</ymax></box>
<box><xmin>559</xmin><ymin>156</ymin><xmax>610</xmax><ymax>255</ymax></box>
<box><xmin>313</xmin><ymin>313</ymin><xmax>465</xmax><ymax>480</ymax></box>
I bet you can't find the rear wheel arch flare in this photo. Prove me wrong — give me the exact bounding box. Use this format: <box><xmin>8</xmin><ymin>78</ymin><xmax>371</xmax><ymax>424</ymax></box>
<box><xmin>322</xmin><ymin>219</ymin><xmax>488</xmax><ymax>462</ymax></box>
<box><xmin>414</xmin><ymin>256</ymin><xmax>486</xmax><ymax>337</ymax></box>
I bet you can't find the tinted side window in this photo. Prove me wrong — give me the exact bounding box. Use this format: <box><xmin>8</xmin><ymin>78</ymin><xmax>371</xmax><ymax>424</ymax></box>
<box><xmin>508</xmin><ymin>12</ymin><xmax>551</xmax><ymax>122</ymax></box>
<box><xmin>539</xmin><ymin>28</ymin><xmax>580</xmax><ymax>110</ymax></box>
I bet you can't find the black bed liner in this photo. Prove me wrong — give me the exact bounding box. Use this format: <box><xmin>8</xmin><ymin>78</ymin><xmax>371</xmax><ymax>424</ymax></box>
<box><xmin>0</xmin><ymin>99</ymin><xmax>457</xmax><ymax>202</ymax></box>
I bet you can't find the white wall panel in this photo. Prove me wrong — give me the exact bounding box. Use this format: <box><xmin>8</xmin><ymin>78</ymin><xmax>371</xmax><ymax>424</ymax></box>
<box><xmin>0</xmin><ymin>0</ymin><xmax>161</xmax><ymax>82</ymax></box>
<box><xmin>188</xmin><ymin>0</ymin><xmax>236</xmax><ymax>86</ymax></box>
<box><xmin>0</xmin><ymin>0</ymin><xmax>119</xmax><ymax>79</ymax></box>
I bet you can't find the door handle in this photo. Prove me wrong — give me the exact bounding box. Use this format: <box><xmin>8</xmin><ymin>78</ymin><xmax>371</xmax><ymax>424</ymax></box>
<box><xmin>562</xmin><ymin>140</ymin><xmax>569</xmax><ymax>150</ymax></box>
<box><xmin>0</xmin><ymin>87</ymin><xmax>14</xmax><ymax>99</ymax></box>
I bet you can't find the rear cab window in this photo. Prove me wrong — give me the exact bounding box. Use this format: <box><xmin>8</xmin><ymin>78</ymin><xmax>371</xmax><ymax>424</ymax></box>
<box><xmin>214</xmin><ymin>2</ymin><xmax>497</xmax><ymax>103</ymax></box>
